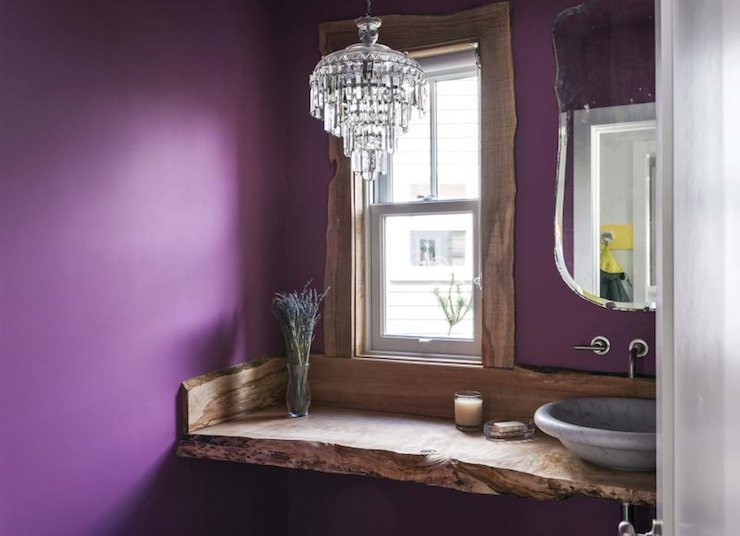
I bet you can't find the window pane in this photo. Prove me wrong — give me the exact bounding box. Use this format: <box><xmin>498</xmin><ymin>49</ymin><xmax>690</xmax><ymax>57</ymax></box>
<box><xmin>436</xmin><ymin>76</ymin><xmax>480</xmax><ymax>200</ymax></box>
<box><xmin>383</xmin><ymin>212</ymin><xmax>475</xmax><ymax>339</ymax></box>
<box><xmin>391</xmin><ymin>108</ymin><xmax>431</xmax><ymax>202</ymax></box>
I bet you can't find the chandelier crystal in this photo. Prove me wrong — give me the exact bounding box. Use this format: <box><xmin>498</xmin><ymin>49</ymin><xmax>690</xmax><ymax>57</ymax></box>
<box><xmin>309</xmin><ymin>9</ymin><xmax>427</xmax><ymax>181</ymax></box>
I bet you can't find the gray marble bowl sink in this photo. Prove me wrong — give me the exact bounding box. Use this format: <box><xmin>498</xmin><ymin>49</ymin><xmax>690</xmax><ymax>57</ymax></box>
<box><xmin>534</xmin><ymin>397</ymin><xmax>656</xmax><ymax>471</ymax></box>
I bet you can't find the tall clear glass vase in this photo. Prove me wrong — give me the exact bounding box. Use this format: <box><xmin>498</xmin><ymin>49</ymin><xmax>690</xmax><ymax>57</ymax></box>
<box><xmin>286</xmin><ymin>363</ymin><xmax>311</xmax><ymax>418</ymax></box>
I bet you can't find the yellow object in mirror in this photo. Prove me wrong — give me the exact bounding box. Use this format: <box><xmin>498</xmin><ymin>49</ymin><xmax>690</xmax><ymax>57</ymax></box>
<box><xmin>600</xmin><ymin>244</ymin><xmax>624</xmax><ymax>275</ymax></box>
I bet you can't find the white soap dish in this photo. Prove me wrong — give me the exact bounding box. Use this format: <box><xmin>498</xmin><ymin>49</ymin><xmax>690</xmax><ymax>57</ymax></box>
<box><xmin>483</xmin><ymin>418</ymin><xmax>535</xmax><ymax>441</ymax></box>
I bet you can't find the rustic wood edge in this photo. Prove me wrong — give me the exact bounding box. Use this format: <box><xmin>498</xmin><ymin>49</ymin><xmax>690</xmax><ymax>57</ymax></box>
<box><xmin>323</xmin><ymin>136</ymin><xmax>353</xmax><ymax>358</ymax></box>
<box><xmin>479</xmin><ymin>4</ymin><xmax>517</xmax><ymax>368</ymax></box>
<box><xmin>176</xmin><ymin>434</ymin><xmax>655</xmax><ymax>506</ymax></box>
<box><xmin>321</xmin><ymin>2</ymin><xmax>517</xmax><ymax>367</ymax></box>
<box><xmin>181</xmin><ymin>355</ymin><xmax>277</xmax><ymax>391</ymax></box>
<box><xmin>318</xmin><ymin>3</ymin><xmax>511</xmax><ymax>48</ymax></box>
<box><xmin>179</xmin><ymin>355</ymin><xmax>655</xmax><ymax>430</ymax></box>
<box><xmin>179</xmin><ymin>356</ymin><xmax>287</xmax><ymax>433</ymax></box>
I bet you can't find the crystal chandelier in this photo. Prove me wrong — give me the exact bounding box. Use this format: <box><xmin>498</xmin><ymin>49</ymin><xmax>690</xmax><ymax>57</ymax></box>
<box><xmin>309</xmin><ymin>1</ymin><xmax>427</xmax><ymax>181</ymax></box>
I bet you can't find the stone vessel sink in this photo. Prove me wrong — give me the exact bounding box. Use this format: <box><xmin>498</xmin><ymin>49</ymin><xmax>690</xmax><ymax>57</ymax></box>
<box><xmin>534</xmin><ymin>397</ymin><xmax>656</xmax><ymax>471</ymax></box>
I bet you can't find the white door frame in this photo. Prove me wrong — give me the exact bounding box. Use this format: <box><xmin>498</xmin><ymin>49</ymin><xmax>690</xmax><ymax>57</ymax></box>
<box><xmin>656</xmin><ymin>0</ymin><xmax>675</xmax><ymax>532</ymax></box>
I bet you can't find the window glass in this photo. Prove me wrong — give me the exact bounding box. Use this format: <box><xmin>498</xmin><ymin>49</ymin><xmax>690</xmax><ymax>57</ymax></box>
<box><xmin>436</xmin><ymin>76</ymin><xmax>480</xmax><ymax>200</ymax></box>
<box><xmin>387</xmin><ymin>73</ymin><xmax>479</xmax><ymax>202</ymax></box>
<box><xmin>382</xmin><ymin>212</ymin><xmax>475</xmax><ymax>339</ymax></box>
<box><xmin>391</xmin><ymin>108</ymin><xmax>432</xmax><ymax>202</ymax></box>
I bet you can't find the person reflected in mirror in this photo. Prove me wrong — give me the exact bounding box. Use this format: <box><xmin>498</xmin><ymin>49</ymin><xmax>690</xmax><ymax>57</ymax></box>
<box><xmin>600</xmin><ymin>232</ymin><xmax>631</xmax><ymax>302</ymax></box>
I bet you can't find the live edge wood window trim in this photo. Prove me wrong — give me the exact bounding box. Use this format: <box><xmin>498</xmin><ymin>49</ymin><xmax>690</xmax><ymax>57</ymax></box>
<box><xmin>322</xmin><ymin>2</ymin><xmax>516</xmax><ymax>368</ymax></box>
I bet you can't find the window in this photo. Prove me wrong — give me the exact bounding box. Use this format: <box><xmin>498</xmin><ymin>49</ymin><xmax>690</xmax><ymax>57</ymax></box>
<box><xmin>368</xmin><ymin>46</ymin><xmax>482</xmax><ymax>359</ymax></box>
<box><xmin>321</xmin><ymin>4</ymin><xmax>517</xmax><ymax>368</ymax></box>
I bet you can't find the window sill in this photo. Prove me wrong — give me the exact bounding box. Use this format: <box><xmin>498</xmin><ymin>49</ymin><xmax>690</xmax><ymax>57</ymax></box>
<box><xmin>177</xmin><ymin>356</ymin><xmax>655</xmax><ymax>505</ymax></box>
<box><xmin>356</xmin><ymin>351</ymin><xmax>482</xmax><ymax>366</ymax></box>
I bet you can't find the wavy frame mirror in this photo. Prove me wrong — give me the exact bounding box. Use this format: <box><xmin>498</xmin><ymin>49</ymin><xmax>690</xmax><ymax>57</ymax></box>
<box><xmin>553</xmin><ymin>0</ymin><xmax>656</xmax><ymax>311</ymax></box>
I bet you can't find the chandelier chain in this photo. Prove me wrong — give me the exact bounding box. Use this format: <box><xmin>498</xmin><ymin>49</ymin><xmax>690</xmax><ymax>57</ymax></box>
<box><xmin>366</xmin><ymin>0</ymin><xmax>371</xmax><ymax>16</ymax></box>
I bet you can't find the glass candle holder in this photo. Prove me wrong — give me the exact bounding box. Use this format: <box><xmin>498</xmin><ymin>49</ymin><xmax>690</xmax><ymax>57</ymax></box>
<box><xmin>454</xmin><ymin>391</ymin><xmax>483</xmax><ymax>432</ymax></box>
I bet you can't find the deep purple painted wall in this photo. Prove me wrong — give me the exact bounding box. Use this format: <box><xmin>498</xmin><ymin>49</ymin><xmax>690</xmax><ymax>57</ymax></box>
<box><xmin>0</xmin><ymin>0</ymin><xmax>655</xmax><ymax>534</ymax></box>
<box><xmin>0</xmin><ymin>0</ymin><xmax>289</xmax><ymax>534</ymax></box>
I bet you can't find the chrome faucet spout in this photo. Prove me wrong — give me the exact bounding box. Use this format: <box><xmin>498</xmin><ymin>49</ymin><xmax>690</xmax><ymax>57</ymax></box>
<box><xmin>627</xmin><ymin>339</ymin><xmax>649</xmax><ymax>378</ymax></box>
<box><xmin>628</xmin><ymin>347</ymin><xmax>639</xmax><ymax>379</ymax></box>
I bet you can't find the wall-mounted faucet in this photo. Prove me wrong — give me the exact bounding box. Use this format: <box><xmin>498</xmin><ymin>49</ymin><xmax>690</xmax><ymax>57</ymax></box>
<box><xmin>628</xmin><ymin>339</ymin><xmax>649</xmax><ymax>378</ymax></box>
<box><xmin>574</xmin><ymin>337</ymin><xmax>649</xmax><ymax>378</ymax></box>
<box><xmin>573</xmin><ymin>336</ymin><xmax>611</xmax><ymax>355</ymax></box>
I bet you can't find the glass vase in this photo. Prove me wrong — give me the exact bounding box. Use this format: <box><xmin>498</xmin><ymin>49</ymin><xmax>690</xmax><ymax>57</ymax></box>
<box><xmin>286</xmin><ymin>363</ymin><xmax>311</xmax><ymax>418</ymax></box>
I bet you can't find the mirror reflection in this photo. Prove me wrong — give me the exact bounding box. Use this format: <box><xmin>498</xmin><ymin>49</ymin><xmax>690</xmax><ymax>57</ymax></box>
<box><xmin>553</xmin><ymin>0</ymin><xmax>656</xmax><ymax>310</ymax></box>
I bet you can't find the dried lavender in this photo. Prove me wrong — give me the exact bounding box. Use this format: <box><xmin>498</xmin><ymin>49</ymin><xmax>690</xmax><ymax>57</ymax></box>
<box><xmin>271</xmin><ymin>282</ymin><xmax>329</xmax><ymax>366</ymax></box>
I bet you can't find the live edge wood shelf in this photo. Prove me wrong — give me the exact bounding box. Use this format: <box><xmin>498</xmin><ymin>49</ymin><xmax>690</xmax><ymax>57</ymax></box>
<box><xmin>177</xmin><ymin>356</ymin><xmax>656</xmax><ymax>506</ymax></box>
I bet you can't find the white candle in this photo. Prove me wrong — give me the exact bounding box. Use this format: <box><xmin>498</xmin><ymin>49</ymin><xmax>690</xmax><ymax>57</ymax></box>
<box><xmin>454</xmin><ymin>391</ymin><xmax>483</xmax><ymax>431</ymax></box>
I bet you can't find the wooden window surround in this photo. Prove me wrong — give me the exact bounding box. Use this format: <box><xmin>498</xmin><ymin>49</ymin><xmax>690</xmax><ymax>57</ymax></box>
<box><xmin>323</xmin><ymin>2</ymin><xmax>517</xmax><ymax>368</ymax></box>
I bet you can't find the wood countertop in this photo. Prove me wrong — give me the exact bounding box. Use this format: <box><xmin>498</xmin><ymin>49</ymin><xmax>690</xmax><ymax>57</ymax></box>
<box><xmin>177</xmin><ymin>404</ymin><xmax>655</xmax><ymax>505</ymax></box>
<box><xmin>177</xmin><ymin>357</ymin><xmax>656</xmax><ymax>505</ymax></box>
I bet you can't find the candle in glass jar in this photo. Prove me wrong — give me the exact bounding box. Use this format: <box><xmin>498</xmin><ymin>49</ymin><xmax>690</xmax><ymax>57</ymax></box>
<box><xmin>454</xmin><ymin>391</ymin><xmax>483</xmax><ymax>431</ymax></box>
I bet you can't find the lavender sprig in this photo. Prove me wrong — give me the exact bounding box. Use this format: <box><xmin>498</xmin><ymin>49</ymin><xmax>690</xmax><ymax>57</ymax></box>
<box><xmin>271</xmin><ymin>282</ymin><xmax>329</xmax><ymax>366</ymax></box>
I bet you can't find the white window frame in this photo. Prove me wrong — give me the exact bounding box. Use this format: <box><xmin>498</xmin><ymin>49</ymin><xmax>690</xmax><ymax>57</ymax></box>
<box><xmin>375</xmin><ymin>55</ymin><xmax>480</xmax><ymax>204</ymax></box>
<box><xmin>368</xmin><ymin>199</ymin><xmax>481</xmax><ymax>359</ymax></box>
<box><xmin>366</xmin><ymin>59</ymin><xmax>482</xmax><ymax>360</ymax></box>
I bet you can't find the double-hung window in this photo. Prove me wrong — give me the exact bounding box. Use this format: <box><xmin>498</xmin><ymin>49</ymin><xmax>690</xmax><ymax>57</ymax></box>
<box><xmin>368</xmin><ymin>45</ymin><xmax>482</xmax><ymax>360</ymax></box>
<box><xmin>321</xmin><ymin>5</ymin><xmax>516</xmax><ymax>367</ymax></box>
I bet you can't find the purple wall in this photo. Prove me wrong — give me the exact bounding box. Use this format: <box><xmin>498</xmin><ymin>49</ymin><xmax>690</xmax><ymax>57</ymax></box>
<box><xmin>0</xmin><ymin>0</ymin><xmax>288</xmax><ymax>533</ymax></box>
<box><xmin>0</xmin><ymin>0</ymin><xmax>654</xmax><ymax>534</ymax></box>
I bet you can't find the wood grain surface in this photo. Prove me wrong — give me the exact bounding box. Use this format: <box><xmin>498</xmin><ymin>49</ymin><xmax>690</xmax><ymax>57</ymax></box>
<box><xmin>178</xmin><ymin>405</ymin><xmax>655</xmax><ymax>505</ymax></box>
<box><xmin>308</xmin><ymin>355</ymin><xmax>656</xmax><ymax>421</ymax></box>
<box><xmin>180</xmin><ymin>356</ymin><xmax>656</xmax><ymax>431</ymax></box>
<box><xmin>180</xmin><ymin>357</ymin><xmax>286</xmax><ymax>433</ymax></box>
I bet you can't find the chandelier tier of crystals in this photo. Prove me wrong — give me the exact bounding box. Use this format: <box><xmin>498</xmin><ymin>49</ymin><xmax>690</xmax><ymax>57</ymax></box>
<box><xmin>309</xmin><ymin>1</ymin><xmax>428</xmax><ymax>181</ymax></box>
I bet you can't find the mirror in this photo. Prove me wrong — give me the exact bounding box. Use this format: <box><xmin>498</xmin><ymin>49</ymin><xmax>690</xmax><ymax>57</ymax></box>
<box><xmin>553</xmin><ymin>0</ymin><xmax>656</xmax><ymax>311</ymax></box>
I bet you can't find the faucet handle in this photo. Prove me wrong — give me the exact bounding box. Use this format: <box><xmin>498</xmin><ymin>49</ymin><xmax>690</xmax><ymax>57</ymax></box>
<box><xmin>574</xmin><ymin>336</ymin><xmax>611</xmax><ymax>355</ymax></box>
<box><xmin>629</xmin><ymin>339</ymin><xmax>649</xmax><ymax>357</ymax></box>
<box><xmin>618</xmin><ymin>520</ymin><xmax>662</xmax><ymax>536</ymax></box>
